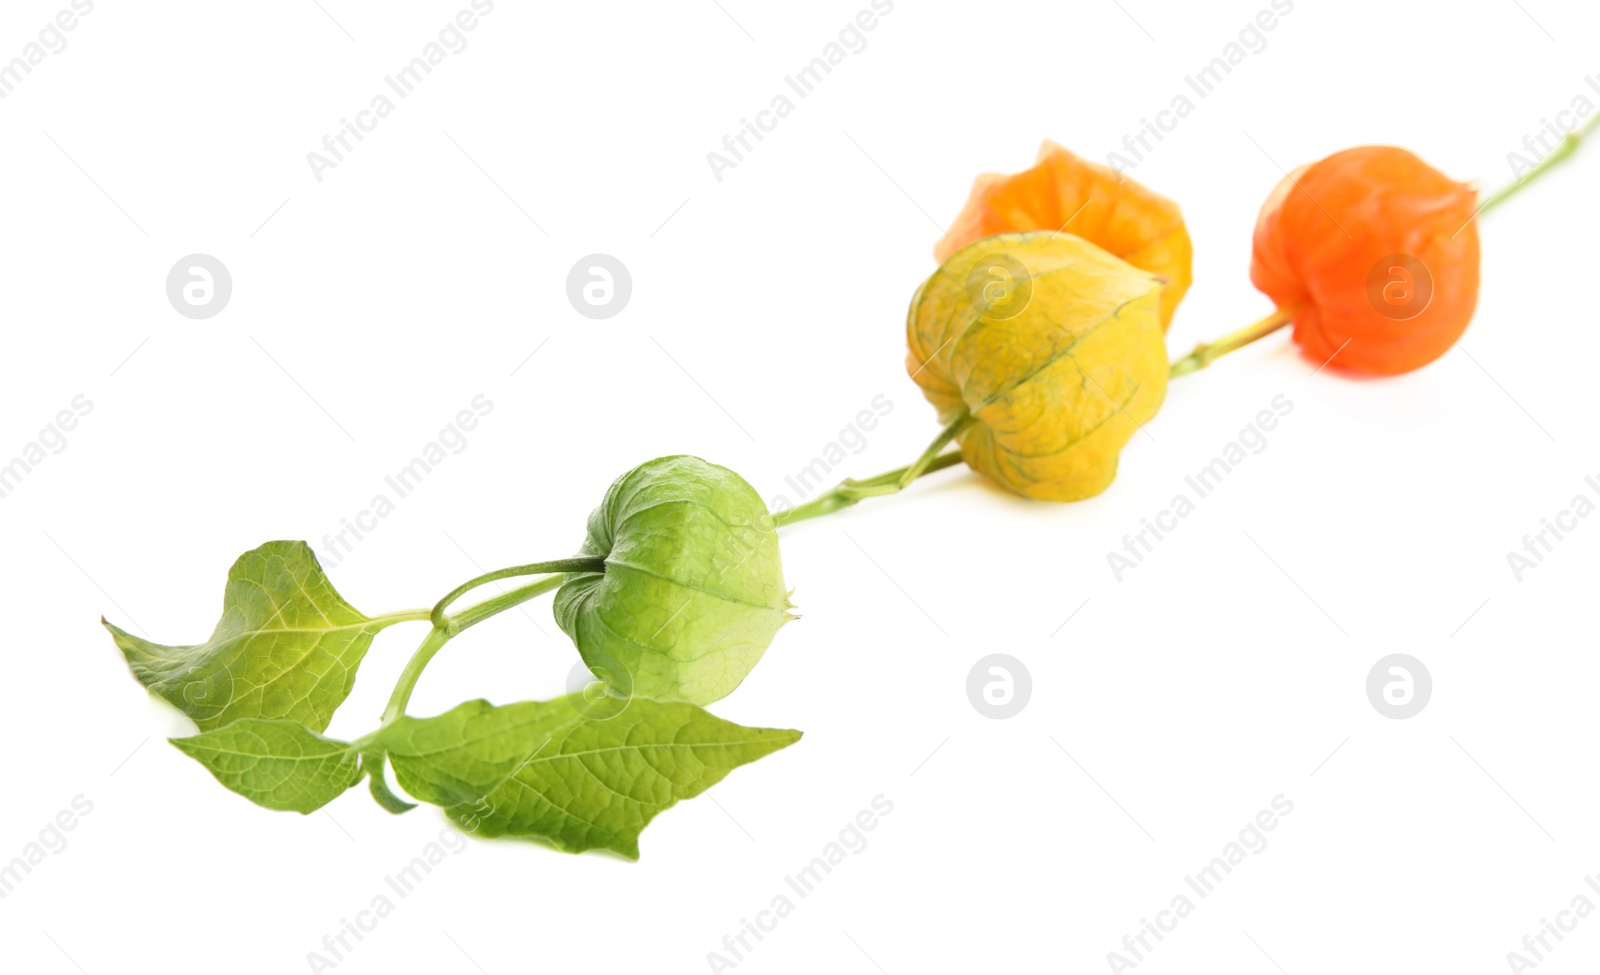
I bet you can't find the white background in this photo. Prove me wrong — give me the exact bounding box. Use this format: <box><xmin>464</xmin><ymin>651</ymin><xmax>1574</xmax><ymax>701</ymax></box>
<box><xmin>1</xmin><ymin>0</ymin><xmax>1598</xmax><ymax>972</ymax></box>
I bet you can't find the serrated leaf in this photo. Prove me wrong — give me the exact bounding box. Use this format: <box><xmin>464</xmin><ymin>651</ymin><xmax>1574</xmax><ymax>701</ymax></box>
<box><xmin>105</xmin><ymin>540</ymin><xmax>395</xmax><ymax>732</ymax></box>
<box><xmin>170</xmin><ymin>719</ymin><xmax>361</xmax><ymax>814</ymax></box>
<box><xmin>381</xmin><ymin>696</ymin><xmax>800</xmax><ymax>858</ymax></box>
<box><xmin>374</xmin><ymin>699</ymin><xmax>579</xmax><ymax>808</ymax></box>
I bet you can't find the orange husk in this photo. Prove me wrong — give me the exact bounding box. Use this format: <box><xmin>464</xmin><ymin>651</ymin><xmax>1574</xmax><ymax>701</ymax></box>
<box><xmin>1250</xmin><ymin>145</ymin><xmax>1481</xmax><ymax>375</ymax></box>
<box><xmin>935</xmin><ymin>141</ymin><xmax>1193</xmax><ymax>331</ymax></box>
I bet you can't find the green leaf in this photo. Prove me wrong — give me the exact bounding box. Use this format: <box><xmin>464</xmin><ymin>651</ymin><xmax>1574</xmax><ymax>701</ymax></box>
<box><xmin>363</xmin><ymin>754</ymin><xmax>418</xmax><ymax>814</ymax></box>
<box><xmin>379</xmin><ymin>695</ymin><xmax>801</xmax><ymax>858</ymax></box>
<box><xmin>170</xmin><ymin>719</ymin><xmax>362</xmax><ymax>814</ymax></box>
<box><xmin>105</xmin><ymin>540</ymin><xmax>397</xmax><ymax>732</ymax></box>
<box><xmin>374</xmin><ymin>698</ymin><xmax>579</xmax><ymax>808</ymax></box>
<box><xmin>555</xmin><ymin>456</ymin><xmax>795</xmax><ymax>706</ymax></box>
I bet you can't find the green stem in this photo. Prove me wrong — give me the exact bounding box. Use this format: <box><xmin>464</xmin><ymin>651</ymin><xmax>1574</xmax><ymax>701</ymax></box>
<box><xmin>898</xmin><ymin>409</ymin><xmax>974</xmax><ymax>488</ymax></box>
<box><xmin>381</xmin><ymin>627</ymin><xmax>452</xmax><ymax>726</ymax></box>
<box><xmin>381</xmin><ymin>572</ymin><xmax>578</xmax><ymax>726</ymax></box>
<box><xmin>430</xmin><ymin>557</ymin><xmax>605</xmax><ymax>629</ymax></box>
<box><xmin>450</xmin><ymin>573</ymin><xmax>572</xmax><ymax>632</ymax></box>
<box><xmin>773</xmin><ymin>416</ymin><xmax>969</xmax><ymax>530</ymax></box>
<box><xmin>1169</xmin><ymin>305</ymin><xmax>1297</xmax><ymax>378</ymax></box>
<box><xmin>372</xmin><ymin>609</ymin><xmax>434</xmax><ymax>628</ymax></box>
<box><xmin>771</xmin><ymin>441</ymin><xmax>960</xmax><ymax>528</ymax></box>
<box><xmin>1478</xmin><ymin>109</ymin><xmax>1600</xmax><ymax>218</ymax></box>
